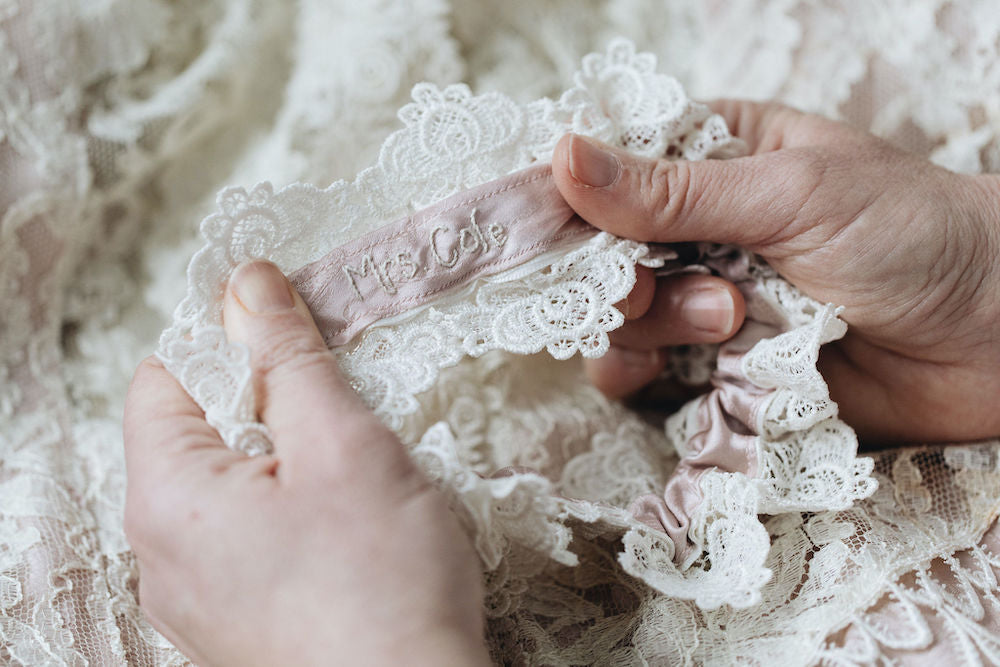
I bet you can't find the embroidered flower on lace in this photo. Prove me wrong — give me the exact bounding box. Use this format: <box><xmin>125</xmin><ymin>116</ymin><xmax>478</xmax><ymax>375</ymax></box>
<box><xmin>3</xmin><ymin>3</ymin><xmax>1000</xmax><ymax>665</ymax></box>
<box><xmin>338</xmin><ymin>234</ymin><xmax>657</xmax><ymax>427</ymax></box>
<box><xmin>159</xmin><ymin>38</ymin><xmax>876</xmax><ymax>613</ymax></box>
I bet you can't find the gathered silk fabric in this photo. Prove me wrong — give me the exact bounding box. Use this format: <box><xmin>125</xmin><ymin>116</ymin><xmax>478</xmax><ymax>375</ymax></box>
<box><xmin>286</xmin><ymin>161</ymin><xmax>864</xmax><ymax>576</ymax></box>
<box><xmin>3</xmin><ymin>2</ymin><xmax>1000</xmax><ymax>666</ymax></box>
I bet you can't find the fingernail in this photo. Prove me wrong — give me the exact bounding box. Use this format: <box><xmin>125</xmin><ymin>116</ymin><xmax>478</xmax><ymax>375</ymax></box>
<box><xmin>683</xmin><ymin>288</ymin><xmax>735</xmax><ymax>334</ymax></box>
<box><xmin>569</xmin><ymin>135</ymin><xmax>621</xmax><ymax>188</ymax></box>
<box><xmin>230</xmin><ymin>261</ymin><xmax>294</xmax><ymax>313</ymax></box>
<box><xmin>610</xmin><ymin>346</ymin><xmax>660</xmax><ymax>369</ymax></box>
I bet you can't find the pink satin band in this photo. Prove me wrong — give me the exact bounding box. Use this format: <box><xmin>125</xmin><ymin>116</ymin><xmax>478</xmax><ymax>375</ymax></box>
<box><xmin>290</xmin><ymin>163</ymin><xmax>594</xmax><ymax>347</ymax></box>
<box><xmin>289</xmin><ymin>164</ymin><xmax>772</xmax><ymax>568</ymax></box>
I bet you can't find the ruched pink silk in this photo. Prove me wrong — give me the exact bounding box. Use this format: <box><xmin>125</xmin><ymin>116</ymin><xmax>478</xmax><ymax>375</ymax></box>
<box><xmin>290</xmin><ymin>164</ymin><xmax>593</xmax><ymax>347</ymax></box>
<box><xmin>629</xmin><ymin>348</ymin><xmax>770</xmax><ymax>565</ymax></box>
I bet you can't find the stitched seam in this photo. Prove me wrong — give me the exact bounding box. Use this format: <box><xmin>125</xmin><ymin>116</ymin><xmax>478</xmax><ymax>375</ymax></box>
<box><xmin>325</xmin><ymin>224</ymin><xmax>595</xmax><ymax>339</ymax></box>
<box><xmin>299</xmin><ymin>167</ymin><xmax>553</xmax><ymax>281</ymax></box>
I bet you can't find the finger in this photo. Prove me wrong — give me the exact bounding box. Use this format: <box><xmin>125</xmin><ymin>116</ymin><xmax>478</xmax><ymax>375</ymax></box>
<box><xmin>615</xmin><ymin>265</ymin><xmax>656</xmax><ymax>319</ymax></box>
<box><xmin>705</xmin><ymin>99</ymin><xmax>799</xmax><ymax>154</ymax></box>
<box><xmin>608</xmin><ymin>274</ymin><xmax>745</xmax><ymax>349</ymax></box>
<box><xmin>123</xmin><ymin>356</ymin><xmax>244</xmax><ymax>486</ymax></box>
<box><xmin>706</xmin><ymin>99</ymin><xmax>868</xmax><ymax>156</ymax></box>
<box><xmin>584</xmin><ymin>346</ymin><xmax>667</xmax><ymax>399</ymax></box>
<box><xmin>222</xmin><ymin>261</ymin><xmax>399</xmax><ymax>470</ymax></box>
<box><xmin>123</xmin><ymin>356</ymin><xmax>255</xmax><ymax>558</ymax></box>
<box><xmin>551</xmin><ymin>133</ymin><xmax>822</xmax><ymax>248</ymax></box>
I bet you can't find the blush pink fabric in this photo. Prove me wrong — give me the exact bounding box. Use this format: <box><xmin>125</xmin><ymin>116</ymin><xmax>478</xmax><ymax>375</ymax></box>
<box><xmin>628</xmin><ymin>248</ymin><xmax>788</xmax><ymax>565</ymax></box>
<box><xmin>629</xmin><ymin>348</ymin><xmax>770</xmax><ymax>565</ymax></box>
<box><xmin>291</xmin><ymin>164</ymin><xmax>782</xmax><ymax>569</ymax></box>
<box><xmin>290</xmin><ymin>164</ymin><xmax>594</xmax><ymax>347</ymax></box>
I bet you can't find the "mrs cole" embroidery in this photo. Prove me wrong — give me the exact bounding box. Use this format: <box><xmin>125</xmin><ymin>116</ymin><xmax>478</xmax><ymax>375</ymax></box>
<box><xmin>343</xmin><ymin>207</ymin><xmax>508</xmax><ymax>300</ymax></box>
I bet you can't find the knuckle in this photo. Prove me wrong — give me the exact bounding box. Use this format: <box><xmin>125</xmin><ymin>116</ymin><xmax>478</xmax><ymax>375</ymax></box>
<box><xmin>787</xmin><ymin>147</ymin><xmax>829</xmax><ymax>182</ymax></box>
<box><xmin>135</xmin><ymin>355</ymin><xmax>165</xmax><ymax>377</ymax></box>
<box><xmin>126</xmin><ymin>355</ymin><xmax>164</xmax><ymax>400</ymax></box>
<box><xmin>781</xmin><ymin>148</ymin><xmax>832</xmax><ymax>217</ymax></box>
<box><xmin>647</xmin><ymin>159</ymin><xmax>693</xmax><ymax>229</ymax></box>
<box><xmin>717</xmin><ymin>99</ymin><xmax>796</xmax><ymax>150</ymax></box>
<box><xmin>637</xmin><ymin>158</ymin><xmax>663</xmax><ymax>204</ymax></box>
<box><xmin>251</xmin><ymin>325</ymin><xmax>333</xmax><ymax>380</ymax></box>
<box><xmin>147</xmin><ymin>414</ymin><xmax>222</xmax><ymax>465</ymax></box>
<box><xmin>262</xmin><ymin>348</ymin><xmax>341</xmax><ymax>401</ymax></box>
<box><xmin>768</xmin><ymin>101</ymin><xmax>801</xmax><ymax>124</ymax></box>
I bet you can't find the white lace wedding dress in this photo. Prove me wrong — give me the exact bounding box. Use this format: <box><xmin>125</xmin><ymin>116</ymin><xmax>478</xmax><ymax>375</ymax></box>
<box><xmin>3</xmin><ymin>2</ymin><xmax>1000</xmax><ymax>665</ymax></box>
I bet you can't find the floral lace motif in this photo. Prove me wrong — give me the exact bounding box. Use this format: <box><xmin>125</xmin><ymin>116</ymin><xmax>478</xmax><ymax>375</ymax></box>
<box><xmin>159</xmin><ymin>38</ymin><xmax>743</xmax><ymax>451</ymax></box>
<box><xmin>339</xmin><ymin>235</ymin><xmax>658</xmax><ymax>428</ymax></box>
<box><xmin>4</xmin><ymin>2</ymin><xmax>1000</xmax><ymax>665</ymax></box>
<box><xmin>159</xmin><ymin>39</ymin><xmax>879</xmax><ymax>613</ymax></box>
<box><xmin>620</xmin><ymin>473</ymin><xmax>773</xmax><ymax>609</ymax></box>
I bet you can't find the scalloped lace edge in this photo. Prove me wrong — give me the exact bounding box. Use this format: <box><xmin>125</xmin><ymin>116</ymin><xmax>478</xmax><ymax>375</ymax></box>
<box><xmin>156</xmin><ymin>38</ymin><xmax>876</xmax><ymax>610</ymax></box>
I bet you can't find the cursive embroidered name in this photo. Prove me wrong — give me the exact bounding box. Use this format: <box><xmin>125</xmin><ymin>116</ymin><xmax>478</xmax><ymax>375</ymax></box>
<box><xmin>343</xmin><ymin>207</ymin><xmax>507</xmax><ymax>300</ymax></box>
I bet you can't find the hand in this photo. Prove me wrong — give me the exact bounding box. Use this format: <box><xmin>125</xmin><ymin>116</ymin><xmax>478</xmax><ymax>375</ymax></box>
<box><xmin>553</xmin><ymin>102</ymin><xmax>1000</xmax><ymax>443</ymax></box>
<box><xmin>594</xmin><ymin>263</ymin><xmax>747</xmax><ymax>402</ymax></box>
<box><xmin>123</xmin><ymin>262</ymin><xmax>489</xmax><ymax>666</ymax></box>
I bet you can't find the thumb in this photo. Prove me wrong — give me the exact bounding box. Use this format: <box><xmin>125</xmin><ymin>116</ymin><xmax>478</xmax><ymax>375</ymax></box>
<box><xmin>223</xmin><ymin>261</ymin><xmax>404</xmax><ymax>475</ymax></box>
<box><xmin>551</xmin><ymin>133</ymin><xmax>818</xmax><ymax>249</ymax></box>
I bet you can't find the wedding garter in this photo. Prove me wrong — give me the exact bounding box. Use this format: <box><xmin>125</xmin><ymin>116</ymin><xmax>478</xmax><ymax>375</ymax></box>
<box><xmin>159</xmin><ymin>39</ymin><xmax>876</xmax><ymax>610</ymax></box>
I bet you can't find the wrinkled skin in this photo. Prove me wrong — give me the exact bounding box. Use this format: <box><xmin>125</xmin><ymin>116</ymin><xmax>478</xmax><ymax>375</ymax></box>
<box><xmin>558</xmin><ymin>101</ymin><xmax>1000</xmax><ymax>443</ymax></box>
<box><xmin>122</xmin><ymin>100</ymin><xmax>1000</xmax><ymax>665</ymax></box>
<box><xmin>124</xmin><ymin>262</ymin><xmax>489</xmax><ymax>667</ymax></box>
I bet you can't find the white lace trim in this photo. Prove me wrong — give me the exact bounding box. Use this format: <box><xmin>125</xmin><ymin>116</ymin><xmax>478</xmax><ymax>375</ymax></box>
<box><xmin>158</xmin><ymin>37</ymin><xmax>744</xmax><ymax>450</ymax></box>
<box><xmin>159</xmin><ymin>39</ymin><xmax>873</xmax><ymax>610</ymax></box>
<box><xmin>340</xmin><ymin>234</ymin><xmax>662</xmax><ymax>429</ymax></box>
<box><xmin>620</xmin><ymin>472</ymin><xmax>773</xmax><ymax>609</ymax></box>
<box><xmin>648</xmin><ymin>291</ymin><xmax>875</xmax><ymax>608</ymax></box>
<box><xmin>3</xmin><ymin>3</ymin><xmax>1000</xmax><ymax>664</ymax></box>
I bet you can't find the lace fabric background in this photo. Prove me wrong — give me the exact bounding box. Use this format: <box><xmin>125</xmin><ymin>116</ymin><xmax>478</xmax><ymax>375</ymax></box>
<box><xmin>2</xmin><ymin>1</ymin><xmax>1000</xmax><ymax>665</ymax></box>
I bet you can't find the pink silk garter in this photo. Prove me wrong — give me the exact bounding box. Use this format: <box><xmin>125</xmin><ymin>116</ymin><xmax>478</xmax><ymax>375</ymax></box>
<box><xmin>290</xmin><ymin>163</ymin><xmax>782</xmax><ymax>565</ymax></box>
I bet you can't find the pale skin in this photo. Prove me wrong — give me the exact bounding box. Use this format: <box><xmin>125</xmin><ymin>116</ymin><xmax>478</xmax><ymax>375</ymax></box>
<box><xmin>569</xmin><ymin>100</ymin><xmax>1000</xmax><ymax>443</ymax></box>
<box><xmin>123</xmin><ymin>263</ymin><xmax>490</xmax><ymax>666</ymax></box>
<box><xmin>124</xmin><ymin>101</ymin><xmax>1000</xmax><ymax>664</ymax></box>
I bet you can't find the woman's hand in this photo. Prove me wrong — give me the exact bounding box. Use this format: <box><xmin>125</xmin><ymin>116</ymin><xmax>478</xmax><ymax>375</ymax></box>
<box><xmin>123</xmin><ymin>262</ymin><xmax>489</xmax><ymax>666</ymax></box>
<box><xmin>554</xmin><ymin>101</ymin><xmax>1000</xmax><ymax>443</ymax></box>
